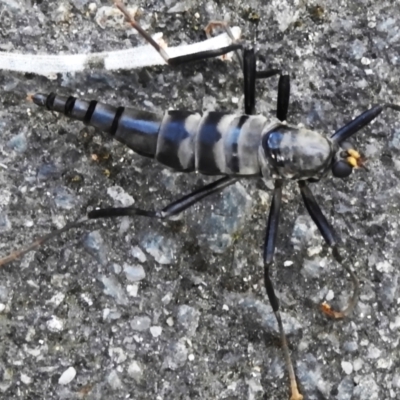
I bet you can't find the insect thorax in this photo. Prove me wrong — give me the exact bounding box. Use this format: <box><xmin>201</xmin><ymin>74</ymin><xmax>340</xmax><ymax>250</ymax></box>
<box><xmin>260</xmin><ymin>124</ymin><xmax>335</xmax><ymax>181</ymax></box>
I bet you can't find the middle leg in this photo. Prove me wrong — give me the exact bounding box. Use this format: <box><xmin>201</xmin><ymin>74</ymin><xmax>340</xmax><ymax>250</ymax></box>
<box><xmin>0</xmin><ymin>177</ymin><xmax>237</xmax><ymax>267</ymax></box>
<box><xmin>89</xmin><ymin>176</ymin><xmax>237</xmax><ymax>219</ymax></box>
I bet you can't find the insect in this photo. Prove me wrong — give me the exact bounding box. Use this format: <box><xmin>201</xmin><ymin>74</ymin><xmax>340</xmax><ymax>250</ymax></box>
<box><xmin>1</xmin><ymin>2</ymin><xmax>400</xmax><ymax>399</ymax></box>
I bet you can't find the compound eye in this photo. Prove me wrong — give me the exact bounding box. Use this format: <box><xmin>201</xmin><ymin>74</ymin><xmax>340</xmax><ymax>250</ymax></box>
<box><xmin>332</xmin><ymin>160</ymin><xmax>352</xmax><ymax>178</ymax></box>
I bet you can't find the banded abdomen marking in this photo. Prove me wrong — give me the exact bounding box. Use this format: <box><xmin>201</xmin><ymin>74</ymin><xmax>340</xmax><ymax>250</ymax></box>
<box><xmin>32</xmin><ymin>93</ymin><xmax>270</xmax><ymax>176</ymax></box>
<box><xmin>32</xmin><ymin>93</ymin><xmax>204</xmax><ymax>171</ymax></box>
<box><xmin>32</xmin><ymin>92</ymin><xmax>163</xmax><ymax>158</ymax></box>
<box><xmin>156</xmin><ymin>110</ymin><xmax>201</xmax><ymax>171</ymax></box>
<box><xmin>195</xmin><ymin>112</ymin><xmax>268</xmax><ymax>175</ymax></box>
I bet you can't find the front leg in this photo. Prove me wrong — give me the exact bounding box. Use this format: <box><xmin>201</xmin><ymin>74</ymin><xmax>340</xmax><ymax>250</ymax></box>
<box><xmin>298</xmin><ymin>180</ymin><xmax>360</xmax><ymax>318</ymax></box>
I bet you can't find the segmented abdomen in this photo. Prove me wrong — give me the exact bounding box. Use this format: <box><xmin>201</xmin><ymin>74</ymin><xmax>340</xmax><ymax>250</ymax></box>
<box><xmin>32</xmin><ymin>93</ymin><xmax>267</xmax><ymax>176</ymax></box>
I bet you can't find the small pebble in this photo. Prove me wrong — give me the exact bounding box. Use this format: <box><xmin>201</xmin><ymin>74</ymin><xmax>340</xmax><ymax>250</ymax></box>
<box><xmin>127</xmin><ymin>284</ymin><xmax>139</xmax><ymax>297</ymax></box>
<box><xmin>353</xmin><ymin>358</ymin><xmax>363</xmax><ymax>372</ymax></box>
<box><xmin>7</xmin><ymin>131</ymin><xmax>27</xmax><ymax>153</ymax></box>
<box><xmin>131</xmin><ymin>246</ymin><xmax>147</xmax><ymax>263</ymax></box>
<box><xmin>131</xmin><ymin>315</ymin><xmax>151</xmax><ymax>332</ymax></box>
<box><xmin>162</xmin><ymin>340</ymin><xmax>188</xmax><ymax>370</ymax></box>
<box><xmin>46</xmin><ymin>316</ymin><xmax>64</xmax><ymax>332</ymax></box>
<box><xmin>107</xmin><ymin>185</ymin><xmax>135</xmax><ymax>207</ymax></box>
<box><xmin>176</xmin><ymin>305</ymin><xmax>200</xmax><ymax>337</ymax></box>
<box><xmin>142</xmin><ymin>235</ymin><xmax>175</xmax><ymax>264</ymax></box>
<box><xmin>58</xmin><ymin>367</ymin><xmax>76</xmax><ymax>385</ymax></box>
<box><xmin>283</xmin><ymin>260</ymin><xmax>293</xmax><ymax>267</ymax></box>
<box><xmin>123</xmin><ymin>263</ymin><xmax>146</xmax><ymax>282</ymax></box>
<box><xmin>20</xmin><ymin>373</ymin><xmax>32</xmax><ymax>385</ymax></box>
<box><xmin>341</xmin><ymin>361</ymin><xmax>353</xmax><ymax>375</ymax></box>
<box><xmin>325</xmin><ymin>289</ymin><xmax>335</xmax><ymax>302</ymax></box>
<box><xmin>100</xmin><ymin>275</ymin><xmax>128</xmax><ymax>305</ymax></box>
<box><xmin>128</xmin><ymin>361</ymin><xmax>143</xmax><ymax>383</ymax></box>
<box><xmin>107</xmin><ymin>370</ymin><xmax>123</xmax><ymax>390</ymax></box>
<box><xmin>150</xmin><ymin>326</ymin><xmax>162</xmax><ymax>338</ymax></box>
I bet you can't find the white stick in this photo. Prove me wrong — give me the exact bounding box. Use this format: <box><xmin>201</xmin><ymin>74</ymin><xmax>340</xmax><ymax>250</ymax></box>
<box><xmin>0</xmin><ymin>27</ymin><xmax>241</xmax><ymax>77</ymax></box>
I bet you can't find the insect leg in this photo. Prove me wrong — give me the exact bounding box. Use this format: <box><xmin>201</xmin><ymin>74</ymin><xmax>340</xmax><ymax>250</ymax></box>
<box><xmin>165</xmin><ymin>44</ymin><xmax>243</xmax><ymax>66</ymax></box>
<box><xmin>244</xmin><ymin>48</ymin><xmax>288</xmax><ymax>116</ymax></box>
<box><xmin>0</xmin><ymin>218</ymin><xmax>88</xmax><ymax>268</ymax></box>
<box><xmin>114</xmin><ymin>1</ymin><xmax>242</xmax><ymax>66</ymax></box>
<box><xmin>115</xmin><ymin>1</ymin><xmax>282</xmax><ymax>116</ymax></box>
<box><xmin>277</xmin><ymin>75</ymin><xmax>290</xmax><ymax>122</ymax></box>
<box><xmin>243</xmin><ymin>14</ymin><xmax>288</xmax><ymax>120</ymax></box>
<box><xmin>201</xmin><ymin>20</ymin><xmax>286</xmax><ymax>81</ymax></box>
<box><xmin>263</xmin><ymin>180</ymin><xmax>303</xmax><ymax>400</ymax></box>
<box><xmin>88</xmin><ymin>176</ymin><xmax>237</xmax><ymax>219</ymax></box>
<box><xmin>298</xmin><ymin>180</ymin><xmax>360</xmax><ymax>319</ymax></box>
<box><xmin>331</xmin><ymin>103</ymin><xmax>400</xmax><ymax>144</ymax></box>
<box><xmin>255</xmin><ymin>70</ymin><xmax>281</xmax><ymax>79</ymax></box>
<box><xmin>243</xmin><ymin>48</ymin><xmax>256</xmax><ymax>115</ymax></box>
<box><xmin>204</xmin><ymin>20</ymin><xmax>245</xmax><ymax>71</ymax></box>
<box><xmin>0</xmin><ymin>177</ymin><xmax>237</xmax><ymax>268</ymax></box>
<box><xmin>245</xmin><ymin>57</ymin><xmax>289</xmax><ymax>120</ymax></box>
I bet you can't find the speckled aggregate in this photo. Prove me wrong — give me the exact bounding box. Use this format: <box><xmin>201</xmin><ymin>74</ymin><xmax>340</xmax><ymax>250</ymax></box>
<box><xmin>1</xmin><ymin>1</ymin><xmax>400</xmax><ymax>400</ymax></box>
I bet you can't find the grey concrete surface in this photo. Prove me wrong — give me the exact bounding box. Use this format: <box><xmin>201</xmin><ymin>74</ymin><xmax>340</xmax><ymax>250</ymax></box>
<box><xmin>1</xmin><ymin>1</ymin><xmax>400</xmax><ymax>399</ymax></box>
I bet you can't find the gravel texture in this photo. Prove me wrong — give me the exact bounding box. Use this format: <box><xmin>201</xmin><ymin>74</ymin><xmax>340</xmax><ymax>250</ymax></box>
<box><xmin>1</xmin><ymin>1</ymin><xmax>400</xmax><ymax>400</ymax></box>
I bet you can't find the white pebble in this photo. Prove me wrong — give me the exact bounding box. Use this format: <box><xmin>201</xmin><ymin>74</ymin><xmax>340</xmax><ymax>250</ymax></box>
<box><xmin>80</xmin><ymin>293</ymin><xmax>93</xmax><ymax>306</ymax></box>
<box><xmin>361</xmin><ymin>57</ymin><xmax>371</xmax><ymax>65</ymax></box>
<box><xmin>123</xmin><ymin>263</ymin><xmax>146</xmax><ymax>282</ymax></box>
<box><xmin>88</xmin><ymin>3</ymin><xmax>97</xmax><ymax>13</ymax></box>
<box><xmin>107</xmin><ymin>185</ymin><xmax>135</xmax><ymax>207</ymax></box>
<box><xmin>353</xmin><ymin>358</ymin><xmax>363</xmax><ymax>371</ymax></box>
<box><xmin>127</xmin><ymin>284</ymin><xmax>139</xmax><ymax>297</ymax></box>
<box><xmin>46</xmin><ymin>316</ymin><xmax>64</xmax><ymax>332</ymax></box>
<box><xmin>20</xmin><ymin>373</ymin><xmax>32</xmax><ymax>385</ymax></box>
<box><xmin>150</xmin><ymin>326</ymin><xmax>162</xmax><ymax>338</ymax></box>
<box><xmin>46</xmin><ymin>293</ymin><xmax>65</xmax><ymax>307</ymax></box>
<box><xmin>325</xmin><ymin>289</ymin><xmax>335</xmax><ymax>302</ymax></box>
<box><xmin>341</xmin><ymin>361</ymin><xmax>353</xmax><ymax>375</ymax></box>
<box><xmin>128</xmin><ymin>360</ymin><xmax>143</xmax><ymax>381</ymax></box>
<box><xmin>131</xmin><ymin>246</ymin><xmax>147</xmax><ymax>263</ymax></box>
<box><xmin>283</xmin><ymin>260</ymin><xmax>293</xmax><ymax>267</ymax></box>
<box><xmin>58</xmin><ymin>367</ymin><xmax>77</xmax><ymax>385</ymax></box>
